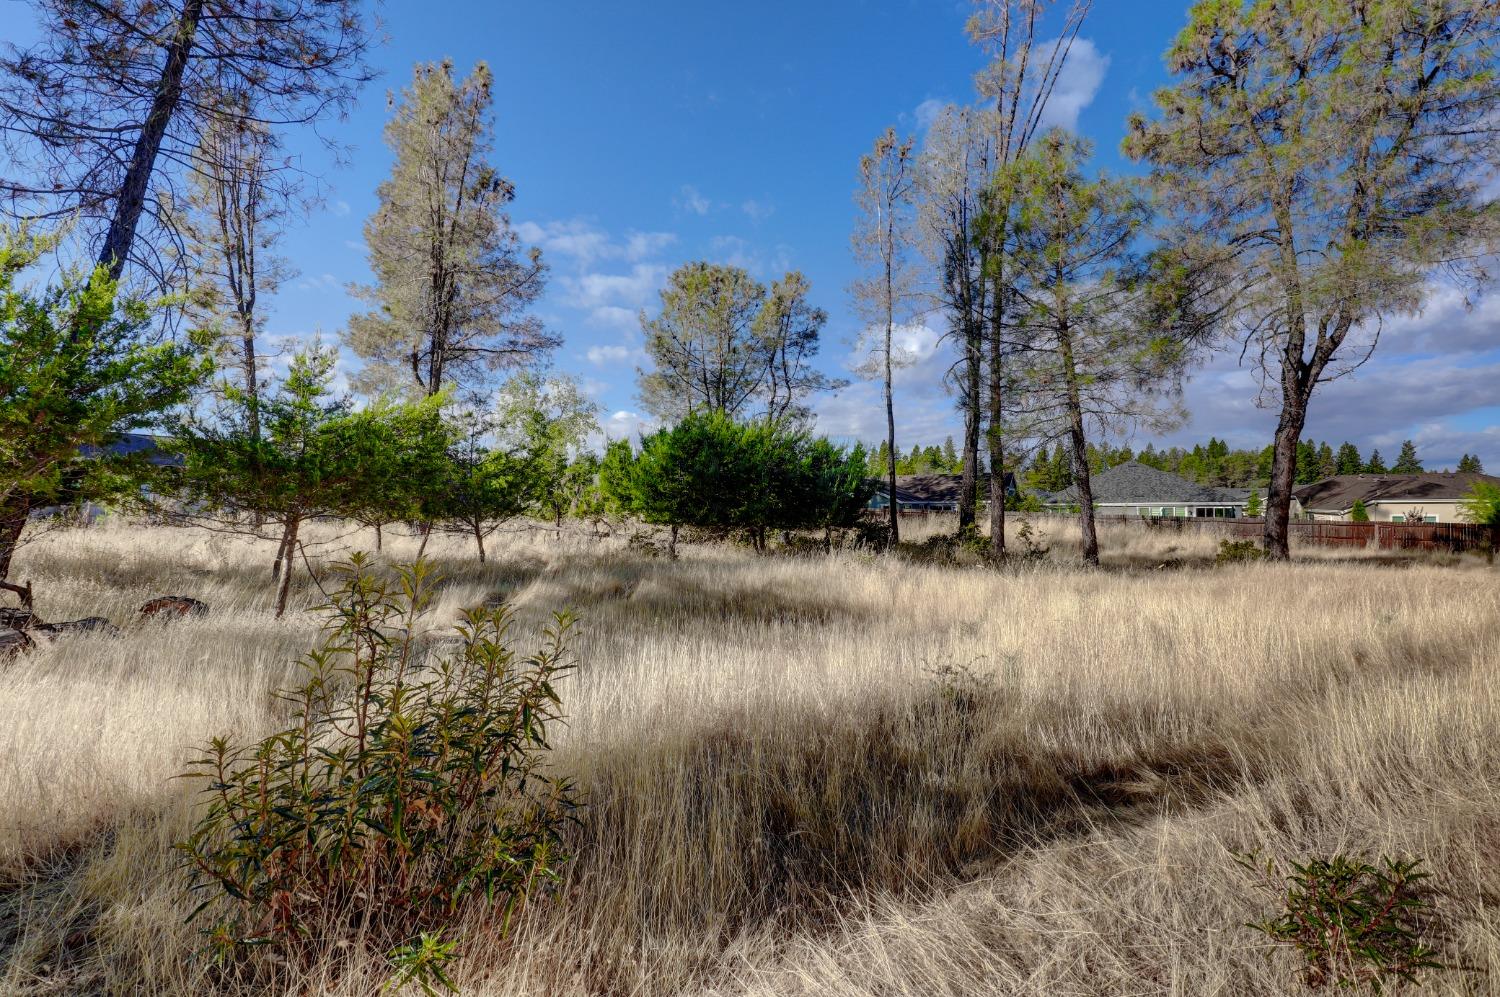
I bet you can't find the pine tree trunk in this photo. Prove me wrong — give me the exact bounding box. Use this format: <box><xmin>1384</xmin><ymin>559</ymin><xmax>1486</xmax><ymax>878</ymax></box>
<box><xmin>375</xmin><ymin>522</ymin><xmax>383</xmax><ymax>551</ymax></box>
<box><xmin>669</xmin><ymin>523</ymin><xmax>679</xmax><ymax>559</ymax></box>
<box><xmin>271</xmin><ymin>524</ymin><xmax>290</xmax><ymax>581</ymax></box>
<box><xmin>96</xmin><ymin>0</ymin><xmax>206</xmax><ymax>281</ymax></box>
<box><xmin>473</xmin><ymin>520</ymin><xmax>486</xmax><ymax>563</ymax></box>
<box><xmin>986</xmin><ymin>285</ymin><xmax>1007</xmax><ymax>558</ymax></box>
<box><xmin>1264</xmin><ymin>396</ymin><xmax>1308</xmax><ymax>561</ymax></box>
<box><xmin>885</xmin><ymin>320</ymin><xmax>900</xmax><ymax>546</ymax></box>
<box><xmin>0</xmin><ymin>502</ymin><xmax>29</xmax><ymax>587</ymax></box>
<box><xmin>1068</xmin><ymin>419</ymin><xmax>1098</xmax><ymax>567</ymax></box>
<box><xmin>957</xmin><ymin>321</ymin><xmax>982</xmax><ymax>533</ymax></box>
<box><xmin>417</xmin><ymin>522</ymin><xmax>432</xmax><ymax>559</ymax></box>
<box><xmin>273</xmin><ymin>517</ymin><xmax>300</xmax><ymax>618</ymax></box>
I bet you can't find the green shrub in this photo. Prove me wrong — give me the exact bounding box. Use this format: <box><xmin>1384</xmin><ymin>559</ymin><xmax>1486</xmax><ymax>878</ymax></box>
<box><xmin>1351</xmin><ymin>499</ymin><xmax>1371</xmax><ymax>523</ymax></box>
<box><xmin>1216</xmin><ymin>538</ymin><xmax>1265</xmax><ymax>564</ymax></box>
<box><xmin>1238</xmin><ymin>852</ymin><xmax>1442</xmax><ymax>992</ymax></box>
<box><xmin>1014</xmin><ymin>518</ymin><xmax>1050</xmax><ymax>562</ymax></box>
<box><xmin>600</xmin><ymin>412</ymin><xmax>874</xmax><ymax>553</ymax></box>
<box><xmin>176</xmin><ymin>555</ymin><xmax>580</xmax><ymax>992</ymax></box>
<box><xmin>1460</xmin><ymin>481</ymin><xmax>1500</xmax><ymax>527</ymax></box>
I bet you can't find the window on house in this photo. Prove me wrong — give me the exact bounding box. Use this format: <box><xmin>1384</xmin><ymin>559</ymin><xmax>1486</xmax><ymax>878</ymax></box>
<box><xmin>1423</xmin><ymin>515</ymin><xmax>1438</xmax><ymax>524</ymax></box>
<box><xmin>1390</xmin><ymin>515</ymin><xmax>1405</xmax><ymax>523</ymax></box>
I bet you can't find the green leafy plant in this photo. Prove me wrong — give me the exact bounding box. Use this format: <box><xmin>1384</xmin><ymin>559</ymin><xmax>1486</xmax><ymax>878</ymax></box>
<box><xmin>1216</xmin><ymin>539</ymin><xmax>1265</xmax><ymax>564</ymax></box>
<box><xmin>1350</xmin><ymin>499</ymin><xmax>1371</xmax><ymax>523</ymax></box>
<box><xmin>176</xmin><ymin>555</ymin><xmax>580</xmax><ymax>992</ymax></box>
<box><xmin>1459</xmin><ymin>481</ymin><xmax>1500</xmax><ymax>527</ymax></box>
<box><xmin>1013</xmin><ymin>517</ymin><xmax>1050</xmax><ymax>562</ymax></box>
<box><xmin>386</xmin><ymin>932</ymin><xmax>460</xmax><ymax>997</ymax></box>
<box><xmin>1237</xmin><ymin>852</ymin><xmax>1443</xmax><ymax>992</ymax></box>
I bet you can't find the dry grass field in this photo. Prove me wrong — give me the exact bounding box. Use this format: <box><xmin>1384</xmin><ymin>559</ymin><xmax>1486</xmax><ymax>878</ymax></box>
<box><xmin>2</xmin><ymin>516</ymin><xmax>1498</xmax><ymax>995</ymax></box>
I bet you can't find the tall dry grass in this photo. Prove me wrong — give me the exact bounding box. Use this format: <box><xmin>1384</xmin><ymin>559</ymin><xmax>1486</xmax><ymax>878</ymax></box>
<box><xmin>1</xmin><ymin>517</ymin><xmax>1497</xmax><ymax>995</ymax></box>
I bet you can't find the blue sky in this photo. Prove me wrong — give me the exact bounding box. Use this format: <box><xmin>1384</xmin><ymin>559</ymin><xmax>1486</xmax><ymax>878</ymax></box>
<box><xmin>8</xmin><ymin>0</ymin><xmax>1497</xmax><ymax>468</ymax></box>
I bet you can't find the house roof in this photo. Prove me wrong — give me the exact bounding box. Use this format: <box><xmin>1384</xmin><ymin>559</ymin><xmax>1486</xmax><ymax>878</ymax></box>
<box><xmin>1049</xmin><ymin>461</ymin><xmax>1240</xmax><ymax>505</ymax></box>
<box><xmin>871</xmin><ymin>473</ymin><xmax>1015</xmax><ymax>504</ymax></box>
<box><xmin>81</xmin><ymin>433</ymin><xmax>182</xmax><ymax>466</ymax></box>
<box><xmin>1293</xmin><ymin>472</ymin><xmax>1500</xmax><ymax>512</ymax></box>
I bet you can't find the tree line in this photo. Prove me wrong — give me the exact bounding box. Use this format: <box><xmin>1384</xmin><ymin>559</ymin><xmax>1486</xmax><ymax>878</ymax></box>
<box><xmin>1019</xmin><ymin>437</ymin><xmax>1471</xmax><ymax>494</ymax></box>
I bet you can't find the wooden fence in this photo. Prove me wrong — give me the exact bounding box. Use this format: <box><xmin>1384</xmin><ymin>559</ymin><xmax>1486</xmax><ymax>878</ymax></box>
<box><xmin>890</xmin><ymin>509</ymin><xmax>1497</xmax><ymax>553</ymax></box>
<box><xmin>1087</xmin><ymin>515</ymin><xmax>1497</xmax><ymax>552</ymax></box>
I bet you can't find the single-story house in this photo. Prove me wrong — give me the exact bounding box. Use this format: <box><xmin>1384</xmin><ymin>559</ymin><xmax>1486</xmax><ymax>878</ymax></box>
<box><xmin>33</xmin><ymin>434</ymin><xmax>181</xmax><ymax>520</ymax></box>
<box><xmin>1045</xmin><ymin>461</ymin><xmax>1253</xmax><ymax>518</ymax></box>
<box><xmin>1293</xmin><ymin>472</ymin><xmax>1500</xmax><ymax>523</ymax></box>
<box><xmin>867</xmin><ymin>473</ymin><xmax>1017</xmax><ymax>512</ymax></box>
<box><xmin>80</xmin><ymin>432</ymin><xmax>182</xmax><ymax>466</ymax></box>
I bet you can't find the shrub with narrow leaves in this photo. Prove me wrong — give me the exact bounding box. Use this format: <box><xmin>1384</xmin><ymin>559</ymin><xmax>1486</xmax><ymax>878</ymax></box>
<box><xmin>176</xmin><ymin>555</ymin><xmax>580</xmax><ymax>992</ymax></box>
<box><xmin>1238</xmin><ymin>852</ymin><xmax>1442</xmax><ymax>992</ymax></box>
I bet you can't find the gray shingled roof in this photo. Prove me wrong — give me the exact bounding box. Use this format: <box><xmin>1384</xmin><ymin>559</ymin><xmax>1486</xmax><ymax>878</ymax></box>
<box><xmin>1049</xmin><ymin>461</ymin><xmax>1238</xmax><ymax>505</ymax></box>
<box><xmin>1294</xmin><ymin>472</ymin><xmax>1500</xmax><ymax>511</ymax></box>
<box><xmin>870</xmin><ymin>473</ymin><xmax>1016</xmax><ymax>504</ymax></box>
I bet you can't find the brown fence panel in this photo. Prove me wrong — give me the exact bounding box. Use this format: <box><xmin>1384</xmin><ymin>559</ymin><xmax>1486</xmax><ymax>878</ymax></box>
<box><xmin>1055</xmin><ymin>514</ymin><xmax>1496</xmax><ymax>553</ymax></box>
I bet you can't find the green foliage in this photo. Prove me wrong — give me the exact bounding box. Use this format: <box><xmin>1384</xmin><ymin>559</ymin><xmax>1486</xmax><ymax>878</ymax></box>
<box><xmin>177</xmin><ymin>555</ymin><xmax>579</xmax><ymax>990</ymax></box>
<box><xmin>1365</xmin><ymin>449</ymin><xmax>1388</xmax><ymax>474</ymax></box>
<box><xmin>1216</xmin><ymin>539</ymin><xmax>1265</xmax><ymax>564</ymax></box>
<box><xmin>1238</xmin><ymin>852</ymin><xmax>1442</xmax><ymax>993</ymax></box>
<box><xmin>1024</xmin><ymin>444</ymin><xmax>1075</xmax><ymax>493</ymax></box>
<box><xmin>0</xmin><ymin>230</ymin><xmax>211</xmax><ymax>576</ymax></box>
<box><xmin>345</xmin><ymin>60</ymin><xmax>554</xmax><ymax>398</ymax></box>
<box><xmin>424</xmin><ymin>408</ymin><xmax>534</xmax><ymax>560</ymax></box>
<box><xmin>177</xmin><ymin>345</ymin><xmax>448</xmax><ymax>525</ymax></box>
<box><xmin>1006</xmin><ymin>491</ymin><xmax>1044</xmax><ymax>513</ymax></box>
<box><xmin>1350</xmin><ymin>499</ymin><xmax>1371</xmax><ymax>523</ymax></box>
<box><xmin>638</xmin><ymin>264</ymin><xmax>838</xmax><ymax>423</ymax></box>
<box><xmin>1336</xmin><ymin>442</ymin><xmax>1364</xmax><ymax>476</ymax></box>
<box><xmin>1013</xmin><ymin>517</ymin><xmax>1049</xmax><ymax>561</ymax></box>
<box><xmin>386</xmin><ymin>932</ymin><xmax>459</xmax><ymax>997</ymax></box>
<box><xmin>602</xmin><ymin>413</ymin><xmax>873</xmax><ymax>549</ymax></box>
<box><xmin>1456</xmin><ymin>453</ymin><xmax>1484</xmax><ymax>474</ymax></box>
<box><xmin>1393</xmin><ymin>440</ymin><xmax>1423</xmax><ymax>474</ymax></box>
<box><xmin>173</xmin><ymin>345</ymin><xmax>452</xmax><ymax>610</ymax></box>
<box><xmin>488</xmin><ymin>373</ymin><xmax>601</xmax><ymax>531</ymax></box>
<box><xmin>1244</xmin><ymin>490</ymin><xmax>1263</xmax><ymax>518</ymax></box>
<box><xmin>1459</xmin><ymin>481</ymin><xmax>1500</xmax><ymax>527</ymax></box>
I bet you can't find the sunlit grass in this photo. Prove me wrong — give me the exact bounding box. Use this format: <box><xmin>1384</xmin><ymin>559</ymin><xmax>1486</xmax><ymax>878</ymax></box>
<box><xmin>2</xmin><ymin>518</ymin><xmax>1496</xmax><ymax>995</ymax></box>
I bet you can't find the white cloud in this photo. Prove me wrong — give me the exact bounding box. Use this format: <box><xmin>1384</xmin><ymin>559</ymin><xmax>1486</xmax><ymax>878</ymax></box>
<box><xmin>707</xmin><ymin>235</ymin><xmax>792</xmax><ymax>278</ymax></box>
<box><xmin>516</xmin><ymin>218</ymin><xmax>613</xmax><ymax>266</ymax></box>
<box><xmin>741</xmin><ymin>199</ymin><xmax>774</xmax><ymax>222</ymax></box>
<box><xmin>1401</xmin><ymin>423</ymin><xmax>1500</xmax><ymax>470</ymax></box>
<box><xmin>624</xmin><ymin>230</ymin><xmax>677</xmax><ymax>261</ymax></box>
<box><xmin>331</xmin><ymin>200</ymin><xmax>351</xmax><ymax>217</ymax></box>
<box><xmin>1036</xmin><ymin>37</ymin><xmax>1109</xmax><ymax>132</ymax></box>
<box><xmin>561</xmin><ymin>263</ymin><xmax>668</xmax><ymax>311</ymax></box>
<box><xmin>913</xmin><ymin>98</ymin><xmax>949</xmax><ymax>131</ymax></box>
<box><xmin>585</xmin><ymin>344</ymin><xmax>634</xmax><ymax>365</ymax></box>
<box><xmin>814</xmin><ymin>322</ymin><xmax>962</xmax><ymax>443</ymax></box>
<box><xmin>600</xmin><ymin>409</ymin><xmax>658</xmax><ymax>444</ymax></box>
<box><xmin>295</xmin><ymin>272</ymin><xmax>340</xmax><ymax>292</ymax></box>
<box><xmin>1373</xmin><ymin>281</ymin><xmax>1500</xmax><ymax>355</ymax></box>
<box><xmin>589</xmin><ymin>305</ymin><xmax>641</xmax><ymax>330</ymax></box>
<box><xmin>515</xmin><ymin>219</ymin><xmax>677</xmax><ymax>271</ymax></box>
<box><xmin>676</xmin><ymin>184</ymin><xmax>711</xmax><ymax>216</ymax></box>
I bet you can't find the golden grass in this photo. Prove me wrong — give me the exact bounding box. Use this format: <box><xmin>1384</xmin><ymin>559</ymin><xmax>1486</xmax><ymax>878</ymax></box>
<box><xmin>2</xmin><ymin>517</ymin><xmax>1498</xmax><ymax>995</ymax></box>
